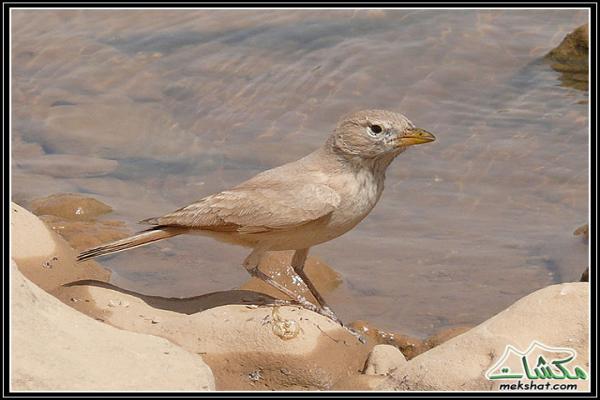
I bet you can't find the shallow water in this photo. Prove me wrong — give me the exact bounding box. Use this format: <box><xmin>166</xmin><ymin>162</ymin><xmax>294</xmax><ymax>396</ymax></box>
<box><xmin>11</xmin><ymin>9</ymin><xmax>589</xmax><ymax>337</ymax></box>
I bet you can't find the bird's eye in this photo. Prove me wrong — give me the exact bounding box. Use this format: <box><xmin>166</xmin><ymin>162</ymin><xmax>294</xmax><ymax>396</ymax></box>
<box><xmin>369</xmin><ymin>124</ymin><xmax>383</xmax><ymax>134</ymax></box>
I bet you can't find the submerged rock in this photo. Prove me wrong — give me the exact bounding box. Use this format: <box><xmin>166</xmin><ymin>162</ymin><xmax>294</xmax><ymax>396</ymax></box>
<box><xmin>29</xmin><ymin>193</ymin><xmax>113</xmax><ymax>221</ymax></box>
<box><xmin>15</xmin><ymin>154</ymin><xmax>118</xmax><ymax>178</ymax></box>
<box><xmin>39</xmin><ymin>214</ymin><xmax>129</xmax><ymax>251</ymax></box>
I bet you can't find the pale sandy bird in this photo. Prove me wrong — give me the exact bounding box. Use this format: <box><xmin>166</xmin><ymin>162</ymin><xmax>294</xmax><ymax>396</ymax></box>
<box><xmin>78</xmin><ymin>109</ymin><xmax>435</xmax><ymax>324</ymax></box>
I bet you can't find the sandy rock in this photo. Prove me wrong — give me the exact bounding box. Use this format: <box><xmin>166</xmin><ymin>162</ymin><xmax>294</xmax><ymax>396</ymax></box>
<box><xmin>29</xmin><ymin>193</ymin><xmax>113</xmax><ymax>221</ymax></box>
<box><xmin>11</xmin><ymin>202</ymin><xmax>57</xmax><ymax>260</ymax></box>
<box><xmin>378</xmin><ymin>283</ymin><xmax>589</xmax><ymax>391</ymax></box>
<box><xmin>55</xmin><ymin>282</ymin><xmax>370</xmax><ymax>391</ymax></box>
<box><xmin>332</xmin><ymin>374</ymin><xmax>387</xmax><ymax>390</ymax></box>
<box><xmin>10</xmin><ymin>202</ymin><xmax>110</xmax><ymax>292</ymax></box>
<box><xmin>10</xmin><ymin>260</ymin><xmax>215</xmax><ymax>391</ymax></box>
<box><xmin>363</xmin><ymin>345</ymin><xmax>407</xmax><ymax>376</ymax></box>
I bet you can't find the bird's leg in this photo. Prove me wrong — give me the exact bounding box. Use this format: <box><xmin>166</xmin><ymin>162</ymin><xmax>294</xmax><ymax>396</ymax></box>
<box><xmin>290</xmin><ymin>248</ymin><xmax>342</xmax><ymax>325</ymax></box>
<box><xmin>242</xmin><ymin>248</ymin><xmax>322</xmax><ymax>315</ymax></box>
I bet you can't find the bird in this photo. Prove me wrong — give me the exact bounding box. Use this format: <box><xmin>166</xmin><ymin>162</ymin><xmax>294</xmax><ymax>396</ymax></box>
<box><xmin>78</xmin><ymin>109</ymin><xmax>435</xmax><ymax>325</ymax></box>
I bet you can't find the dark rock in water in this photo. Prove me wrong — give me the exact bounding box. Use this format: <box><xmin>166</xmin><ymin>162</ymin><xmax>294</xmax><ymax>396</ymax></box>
<box><xmin>29</xmin><ymin>193</ymin><xmax>113</xmax><ymax>221</ymax></box>
<box><xmin>574</xmin><ymin>223</ymin><xmax>589</xmax><ymax>240</ymax></box>
<box><xmin>573</xmin><ymin>224</ymin><xmax>588</xmax><ymax>283</ymax></box>
<box><xmin>546</xmin><ymin>24</ymin><xmax>589</xmax><ymax>91</ymax></box>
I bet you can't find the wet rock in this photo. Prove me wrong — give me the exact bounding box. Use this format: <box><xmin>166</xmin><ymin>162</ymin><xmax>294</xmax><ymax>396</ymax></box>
<box><xmin>240</xmin><ymin>251</ymin><xmax>343</xmax><ymax>304</ymax></box>
<box><xmin>363</xmin><ymin>344</ymin><xmax>407</xmax><ymax>376</ymax></box>
<box><xmin>10</xmin><ymin>260</ymin><xmax>215</xmax><ymax>391</ymax></box>
<box><xmin>29</xmin><ymin>193</ymin><xmax>113</xmax><ymax>221</ymax></box>
<box><xmin>378</xmin><ymin>283</ymin><xmax>589</xmax><ymax>391</ymax></box>
<box><xmin>546</xmin><ymin>24</ymin><xmax>589</xmax><ymax>90</ymax></box>
<box><xmin>10</xmin><ymin>202</ymin><xmax>110</xmax><ymax>292</ymax></box>
<box><xmin>348</xmin><ymin>320</ymin><xmax>427</xmax><ymax>360</ymax></box>
<box><xmin>424</xmin><ymin>325</ymin><xmax>473</xmax><ymax>349</ymax></box>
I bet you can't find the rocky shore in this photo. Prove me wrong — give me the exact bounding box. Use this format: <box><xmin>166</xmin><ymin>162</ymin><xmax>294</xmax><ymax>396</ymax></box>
<box><xmin>10</xmin><ymin>196</ymin><xmax>589</xmax><ymax>391</ymax></box>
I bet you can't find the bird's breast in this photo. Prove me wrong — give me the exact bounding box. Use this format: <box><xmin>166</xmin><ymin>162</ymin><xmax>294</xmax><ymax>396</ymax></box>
<box><xmin>328</xmin><ymin>167</ymin><xmax>384</xmax><ymax>232</ymax></box>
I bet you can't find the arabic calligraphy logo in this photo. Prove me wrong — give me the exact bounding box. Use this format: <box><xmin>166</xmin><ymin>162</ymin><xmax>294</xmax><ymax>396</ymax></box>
<box><xmin>485</xmin><ymin>341</ymin><xmax>588</xmax><ymax>381</ymax></box>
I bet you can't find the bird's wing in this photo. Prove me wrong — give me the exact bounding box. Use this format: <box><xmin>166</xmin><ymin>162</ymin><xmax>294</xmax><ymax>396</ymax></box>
<box><xmin>140</xmin><ymin>183</ymin><xmax>340</xmax><ymax>233</ymax></box>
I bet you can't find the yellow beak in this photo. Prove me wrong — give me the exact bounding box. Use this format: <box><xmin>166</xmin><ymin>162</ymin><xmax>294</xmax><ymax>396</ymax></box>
<box><xmin>397</xmin><ymin>127</ymin><xmax>436</xmax><ymax>147</ymax></box>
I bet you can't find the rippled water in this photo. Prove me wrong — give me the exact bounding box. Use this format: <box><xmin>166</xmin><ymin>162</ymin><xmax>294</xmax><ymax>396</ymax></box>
<box><xmin>11</xmin><ymin>9</ymin><xmax>589</xmax><ymax>337</ymax></box>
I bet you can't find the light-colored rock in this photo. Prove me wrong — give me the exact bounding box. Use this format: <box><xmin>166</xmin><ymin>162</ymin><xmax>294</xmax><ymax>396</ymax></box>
<box><xmin>363</xmin><ymin>345</ymin><xmax>407</xmax><ymax>376</ymax></box>
<box><xmin>10</xmin><ymin>260</ymin><xmax>215</xmax><ymax>391</ymax></box>
<box><xmin>11</xmin><ymin>202</ymin><xmax>56</xmax><ymax>260</ymax></box>
<box><xmin>10</xmin><ymin>202</ymin><xmax>110</xmax><ymax>291</ymax></box>
<box><xmin>332</xmin><ymin>374</ymin><xmax>387</xmax><ymax>391</ymax></box>
<box><xmin>55</xmin><ymin>282</ymin><xmax>371</xmax><ymax>391</ymax></box>
<box><xmin>378</xmin><ymin>283</ymin><xmax>589</xmax><ymax>391</ymax></box>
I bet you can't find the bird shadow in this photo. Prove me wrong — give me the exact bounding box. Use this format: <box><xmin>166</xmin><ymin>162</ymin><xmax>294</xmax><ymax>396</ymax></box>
<box><xmin>61</xmin><ymin>279</ymin><xmax>281</xmax><ymax>315</ymax></box>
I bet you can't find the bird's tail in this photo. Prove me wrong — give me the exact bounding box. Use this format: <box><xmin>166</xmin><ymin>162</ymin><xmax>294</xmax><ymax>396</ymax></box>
<box><xmin>77</xmin><ymin>227</ymin><xmax>180</xmax><ymax>262</ymax></box>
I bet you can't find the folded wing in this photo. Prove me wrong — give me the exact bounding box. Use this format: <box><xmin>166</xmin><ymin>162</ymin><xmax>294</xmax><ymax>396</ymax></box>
<box><xmin>141</xmin><ymin>183</ymin><xmax>340</xmax><ymax>234</ymax></box>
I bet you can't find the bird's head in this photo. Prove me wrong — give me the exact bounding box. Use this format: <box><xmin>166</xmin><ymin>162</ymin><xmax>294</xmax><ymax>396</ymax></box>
<box><xmin>329</xmin><ymin>109</ymin><xmax>435</xmax><ymax>161</ymax></box>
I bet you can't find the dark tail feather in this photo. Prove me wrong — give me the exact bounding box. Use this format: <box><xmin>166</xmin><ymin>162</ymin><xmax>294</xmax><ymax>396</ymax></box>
<box><xmin>77</xmin><ymin>227</ymin><xmax>179</xmax><ymax>262</ymax></box>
